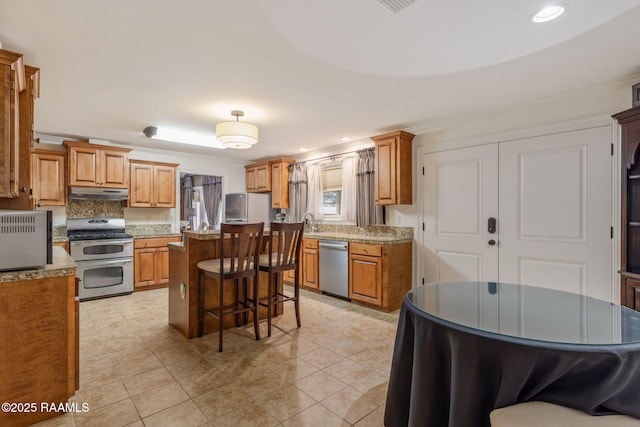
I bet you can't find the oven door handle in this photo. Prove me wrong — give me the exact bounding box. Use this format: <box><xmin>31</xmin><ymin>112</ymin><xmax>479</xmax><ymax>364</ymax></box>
<box><xmin>76</xmin><ymin>258</ymin><xmax>133</xmax><ymax>267</ymax></box>
<box><xmin>70</xmin><ymin>239</ymin><xmax>133</xmax><ymax>246</ymax></box>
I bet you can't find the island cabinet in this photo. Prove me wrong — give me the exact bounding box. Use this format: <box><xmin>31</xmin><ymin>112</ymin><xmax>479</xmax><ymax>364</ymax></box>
<box><xmin>31</xmin><ymin>148</ymin><xmax>66</xmax><ymax>207</ymax></box>
<box><xmin>245</xmin><ymin>161</ymin><xmax>271</xmax><ymax>192</ymax></box>
<box><xmin>168</xmin><ymin>232</ymin><xmax>281</xmax><ymax>338</ymax></box>
<box><xmin>129</xmin><ymin>160</ymin><xmax>179</xmax><ymax>208</ymax></box>
<box><xmin>613</xmin><ymin>104</ymin><xmax>640</xmax><ymax>310</ymax></box>
<box><xmin>349</xmin><ymin>241</ymin><xmax>412</xmax><ymax>312</ymax></box>
<box><xmin>301</xmin><ymin>238</ymin><xmax>319</xmax><ymax>291</ymax></box>
<box><xmin>0</xmin><ymin>247</ymin><xmax>78</xmax><ymax>427</ymax></box>
<box><xmin>371</xmin><ymin>130</ymin><xmax>414</xmax><ymax>205</ymax></box>
<box><xmin>0</xmin><ymin>50</ymin><xmax>40</xmax><ymax>210</ymax></box>
<box><xmin>64</xmin><ymin>140</ymin><xmax>131</xmax><ymax>188</ymax></box>
<box><xmin>134</xmin><ymin>236</ymin><xmax>181</xmax><ymax>290</ymax></box>
<box><xmin>270</xmin><ymin>158</ymin><xmax>294</xmax><ymax>208</ymax></box>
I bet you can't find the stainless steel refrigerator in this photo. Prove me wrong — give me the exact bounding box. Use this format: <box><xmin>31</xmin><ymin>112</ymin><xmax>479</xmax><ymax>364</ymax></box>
<box><xmin>224</xmin><ymin>193</ymin><xmax>275</xmax><ymax>224</ymax></box>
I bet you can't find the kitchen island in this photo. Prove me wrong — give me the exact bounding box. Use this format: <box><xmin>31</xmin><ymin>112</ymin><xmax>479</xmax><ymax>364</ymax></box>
<box><xmin>168</xmin><ymin>230</ymin><xmax>277</xmax><ymax>339</ymax></box>
<box><xmin>0</xmin><ymin>247</ymin><xmax>78</xmax><ymax>427</ymax></box>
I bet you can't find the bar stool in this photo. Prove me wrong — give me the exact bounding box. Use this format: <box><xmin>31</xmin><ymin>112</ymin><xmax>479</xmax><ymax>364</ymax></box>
<box><xmin>258</xmin><ymin>222</ymin><xmax>304</xmax><ymax>337</ymax></box>
<box><xmin>197</xmin><ymin>222</ymin><xmax>264</xmax><ymax>352</ymax></box>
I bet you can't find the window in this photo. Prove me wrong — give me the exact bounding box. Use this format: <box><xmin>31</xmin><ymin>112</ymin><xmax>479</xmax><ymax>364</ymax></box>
<box><xmin>320</xmin><ymin>162</ymin><xmax>342</xmax><ymax>216</ymax></box>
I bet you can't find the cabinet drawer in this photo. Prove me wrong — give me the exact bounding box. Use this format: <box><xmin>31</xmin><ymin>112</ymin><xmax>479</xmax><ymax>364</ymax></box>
<box><xmin>303</xmin><ymin>238</ymin><xmax>319</xmax><ymax>249</ymax></box>
<box><xmin>134</xmin><ymin>236</ymin><xmax>181</xmax><ymax>249</ymax></box>
<box><xmin>349</xmin><ymin>242</ymin><xmax>382</xmax><ymax>257</ymax></box>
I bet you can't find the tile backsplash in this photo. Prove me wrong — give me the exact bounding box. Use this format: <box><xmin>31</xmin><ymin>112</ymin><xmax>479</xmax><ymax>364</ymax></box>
<box><xmin>66</xmin><ymin>200</ymin><xmax>124</xmax><ymax>219</ymax></box>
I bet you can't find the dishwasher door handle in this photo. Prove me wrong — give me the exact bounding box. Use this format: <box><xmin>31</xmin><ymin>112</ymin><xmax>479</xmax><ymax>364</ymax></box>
<box><xmin>319</xmin><ymin>243</ymin><xmax>348</xmax><ymax>250</ymax></box>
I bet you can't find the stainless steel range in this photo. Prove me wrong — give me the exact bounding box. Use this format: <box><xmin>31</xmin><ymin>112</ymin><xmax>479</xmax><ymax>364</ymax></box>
<box><xmin>67</xmin><ymin>218</ymin><xmax>134</xmax><ymax>301</ymax></box>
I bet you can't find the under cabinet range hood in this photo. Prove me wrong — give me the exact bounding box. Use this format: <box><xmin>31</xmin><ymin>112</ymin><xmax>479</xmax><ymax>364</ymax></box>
<box><xmin>68</xmin><ymin>186</ymin><xmax>129</xmax><ymax>200</ymax></box>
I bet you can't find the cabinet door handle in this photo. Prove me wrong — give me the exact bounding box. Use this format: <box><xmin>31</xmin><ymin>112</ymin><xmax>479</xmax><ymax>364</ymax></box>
<box><xmin>354</xmin><ymin>259</ymin><xmax>377</xmax><ymax>266</ymax></box>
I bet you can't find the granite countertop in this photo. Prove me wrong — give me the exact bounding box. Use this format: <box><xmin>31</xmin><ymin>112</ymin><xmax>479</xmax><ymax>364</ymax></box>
<box><xmin>131</xmin><ymin>232</ymin><xmax>181</xmax><ymax>239</ymax></box>
<box><xmin>0</xmin><ymin>247</ymin><xmax>77</xmax><ymax>283</ymax></box>
<box><xmin>303</xmin><ymin>231</ymin><xmax>411</xmax><ymax>244</ymax></box>
<box><xmin>173</xmin><ymin>225</ymin><xmax>414</xmax><ymax>246</ymax></box>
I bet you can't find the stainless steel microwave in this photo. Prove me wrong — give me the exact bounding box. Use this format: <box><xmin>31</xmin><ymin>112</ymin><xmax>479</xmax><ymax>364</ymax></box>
<box><xmin>0</xmin><ymin>210</ymin><xmax>52</xmax><ymax>271</ymax></box>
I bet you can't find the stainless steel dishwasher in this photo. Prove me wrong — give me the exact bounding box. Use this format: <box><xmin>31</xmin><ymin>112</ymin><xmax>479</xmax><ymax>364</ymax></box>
<box><xmin>319</xmin><ymin>240</ymin><xmax>349</xmax><ymax>298</ymax></box>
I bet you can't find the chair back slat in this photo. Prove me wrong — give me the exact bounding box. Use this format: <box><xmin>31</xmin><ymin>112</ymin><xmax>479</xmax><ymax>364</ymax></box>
<box><xmin>268</xmin><ymin>222</ymin><xmax>304</xmax><ymax>269</ymax></box>
<box><xmin>219</xmin><ymin>222</ymin><xmax>264</xmax><ymax>276</ymax></box>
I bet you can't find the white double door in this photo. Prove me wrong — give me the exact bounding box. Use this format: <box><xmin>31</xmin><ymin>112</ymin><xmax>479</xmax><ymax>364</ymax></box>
<box><xmin>422</xmin><ymin>126</ymin><xmax>614</xmax><ymax>301</ymax></box>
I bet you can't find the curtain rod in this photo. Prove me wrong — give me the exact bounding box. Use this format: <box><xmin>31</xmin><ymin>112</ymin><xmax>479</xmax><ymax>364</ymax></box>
<box><xmin>298</xmin><ymin>147</ymin><xmax>373</xmax><ymax>165</ymax></box>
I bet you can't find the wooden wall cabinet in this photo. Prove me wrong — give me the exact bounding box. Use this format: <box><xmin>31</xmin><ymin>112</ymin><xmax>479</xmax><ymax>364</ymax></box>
<box><xmin>270</xmin><ymin>158</ymin><xmax>294</xmax><ymax>208</ymax></box>
<box><xmin>301</xmin><ymin>238</ymin><xmax>319</xmax><ymax>291</ymax></box>
<box><xmin>245</xmin><ymin>161</ymin><xmax>271</xmax><ymax>192</ymax></box>
<box><xmin>613</xmin><ymin>105</ymin><xmax>640</xmax><ymax>310</ymax></box>
<box><xmin>348</xmin><ymin>241</ymin><xmax>412</xmax><ymax>312</ymax></box>
<box><xmin>134</xmin><ymin>236</ymin><xmax>181</xmax><ymax>290</ymax></box>
<box><xmin>371</xmin><ymin>130</ymin><xmax>414</xmax><ymax>205</ymax></box>
<box><xmin>129</xmin><ymin>160</ymin><xmax>179</xmax><ymax>208</ymax></box>
<box><xmin>64</xmin><ymin>140</ymin><xmax>131</xmax><ymax>188</ymax></box>
<box><xmin>31</xmin><ymin>148</ymin><xmax>66</xmax><ymax>207</ymax></box>
<box><xmin>0</xmin><ymin>49</ymin><xmax>40</xmax><ymax>210</ymax></box>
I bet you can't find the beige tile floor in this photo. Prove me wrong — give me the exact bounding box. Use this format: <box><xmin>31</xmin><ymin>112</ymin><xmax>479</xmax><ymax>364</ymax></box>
<box><xmin>31</xmin><ymin>287</ymin><xmax>400</xmax><ymax>427</ymax></box>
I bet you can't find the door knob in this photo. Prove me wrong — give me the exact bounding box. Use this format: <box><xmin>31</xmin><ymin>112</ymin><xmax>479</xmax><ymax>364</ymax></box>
<box><xmin>488</xmin><ymin>239</ymin><xmax>496</xmax><ymax>246</ymax></box>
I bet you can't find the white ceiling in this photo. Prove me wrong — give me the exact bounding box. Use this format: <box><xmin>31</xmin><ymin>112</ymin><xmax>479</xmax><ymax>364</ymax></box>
<box><xmin>1</xmin><ymin>0</ymin><xmax>640</xmax><ymax>162</ymax></box>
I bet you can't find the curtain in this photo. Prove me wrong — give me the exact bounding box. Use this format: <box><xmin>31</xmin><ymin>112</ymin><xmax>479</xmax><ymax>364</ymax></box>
<box><xmin>356</xmin><ymin>148</ymin><xmax>383</xmax><ymax>226</ymax></box>
<box><xmin>182</xmin><ymin>175</ymin><xmax>193</xmax><ymax>224</ymax></box>
<box><xmin>340</xmin><ymin>155</ymin><xmax>357</xmax><ymax>222</ymax></box>
<box><xmin>202</xmin><ymin>176</ymin><xmax>222</xmax><ymax>229</ymax></box>
<box><xmin>288</xmin><ymin>162</ymin><xmax>308</xmax><ymax>222</ymax></box>
<box><xmin>306</xmin><ymin>162</ymin><xmax>324</xmax><ymax>220</ymax></box>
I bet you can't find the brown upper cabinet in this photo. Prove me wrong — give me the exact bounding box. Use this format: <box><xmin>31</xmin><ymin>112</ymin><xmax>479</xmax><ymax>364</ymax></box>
<box><xmin>64</xmin><ymin>140</ymin><xmax>131</xmax><ymax>188</ymax></box>
<box><xmin>371</xmin><ymin>130</ymin><xmax>414</xmax><ymax>205</ymax></box>
<box><xmin>129</xmin><ymin>160</ymin><xmax>179</xmax><ymax>208</ymax></box>
<box><xmin>245</xmin><ymin>161</ymin><xmax>271</xmax><ymax>192</ymax></box>
<box><xmin>613</xmin><ymin>105</ymin><xmax>640</xmax><ymax>311</ymax></box>
<box><xmin>270</xmin><ymin>158</ymin><xmax>294</xmax><ymax>209</ymax></box>
<box><xmin>31</xmin><ymin>147</ymin><xmax>66</xmax><ymax>207</ymax></box>
<box><xmin>0</xmin><ymin>49</ymin><xmax>40</xmax><ymax>210</ymax></box>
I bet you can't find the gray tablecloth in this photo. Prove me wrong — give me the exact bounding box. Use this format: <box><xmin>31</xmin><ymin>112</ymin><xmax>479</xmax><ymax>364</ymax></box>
<box><xmin>384</xmin><ymin>296</ymin><xmax>640</xmax><ymax>427</ymax></box>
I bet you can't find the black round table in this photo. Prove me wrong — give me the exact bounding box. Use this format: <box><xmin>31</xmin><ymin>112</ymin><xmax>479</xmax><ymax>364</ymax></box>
<box><xmin>384</xmin><ymin>282</ymin><xmax>640</xmax><ymax>427</ymax></box>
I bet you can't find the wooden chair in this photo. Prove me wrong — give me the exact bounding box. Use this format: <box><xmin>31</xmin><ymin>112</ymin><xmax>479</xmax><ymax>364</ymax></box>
<box><xmin>197</xmin><ymin>222</ymin><xmax>264</xmax><ymax>352</ymax></box>
<box><xmin>258</xmin><ymin>222</ymin><xmax>304</xmax><ymax>337</ymax></box>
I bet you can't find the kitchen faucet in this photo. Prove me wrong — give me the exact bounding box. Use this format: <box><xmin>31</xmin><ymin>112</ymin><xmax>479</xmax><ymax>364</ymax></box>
<box><xmin>302</xmin><ymin>212</ymin><xmax>317</xmax><ymax>232</ymax></box>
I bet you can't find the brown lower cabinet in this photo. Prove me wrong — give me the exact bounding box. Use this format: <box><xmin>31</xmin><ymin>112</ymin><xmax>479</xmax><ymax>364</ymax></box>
<box><xmin>349</xmin><ymin>241</ymin><xmax>411</xmax><ymax>312</ymax></box>
<box><xmin>134</xmin><ymin>236</ymin><xmax>181</xmax><ymax>290</ymax></box>
<box><xmin>301</xmin><ymin>238</ymin><xmax>319</xmax><ymax>291</ymax></box>
<box><xmin>621</xmin><ymin>273</ymin><xmax>640</xmax><ymax>311</ymax></box>
<box><xmin>295</xmin><ymin>237</ymin><xmax>412</xmax><ymax>312</ymax></box>
<box><xmin>0</xmin><ymin>271</ymin><xmax>77</xmax><ymax>427</ymax></box>
<box><xmin>53</xmin><ymin>240</ymin><xmax>69</xmax><ymax>253</ymax></box>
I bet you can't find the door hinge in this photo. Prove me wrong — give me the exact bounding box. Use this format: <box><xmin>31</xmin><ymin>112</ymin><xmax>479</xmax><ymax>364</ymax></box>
<box><xmin>422</xmin><ymin>222</ymin><xmax>425</xmax><ymax>231</ymax></box>
<box><xmin>422</xmin><ymin>277</ymin><xmax>425</xmax><ymax>285</ymax></box>
<box><xmin>611</xmin><ymin>143</ymin><xmax>614</xmax><ymax>156</ymax></box>
<box><xmin>422</xmin><ymin>166</ymin><xmax>425</xmax><ymax>175</ymax></box>
<box><xmin>611</xmin><ymin>226</ymin><xmax>614</xmax><ymax>239</ymax></box>
<box><xmin>10</xmin><ymin>80</ymin><xmax>14</xmax><ymax>90</ymax></box>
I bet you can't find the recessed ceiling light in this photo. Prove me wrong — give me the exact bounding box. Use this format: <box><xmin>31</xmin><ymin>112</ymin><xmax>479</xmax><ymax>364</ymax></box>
<box><xmin>531</xmin><ymin>4</ymin><xmax>566</xmax><ymax>23</ymax></box>
<box><xmin>299</xmin><ymin>148</ymin><xmax>308</xmax><ymax>152</ymax></box>
<box><xmin>341</xmin><ymin>137</ymin><xmax>352</xmax><ymax>142</ymax></box>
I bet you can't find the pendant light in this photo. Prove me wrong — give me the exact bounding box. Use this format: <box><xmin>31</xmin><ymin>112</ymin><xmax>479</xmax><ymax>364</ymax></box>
<box><xmin>216</xmin><ymin>110</ymin><xmax>258</xmax><ymax>149</ymax></box>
